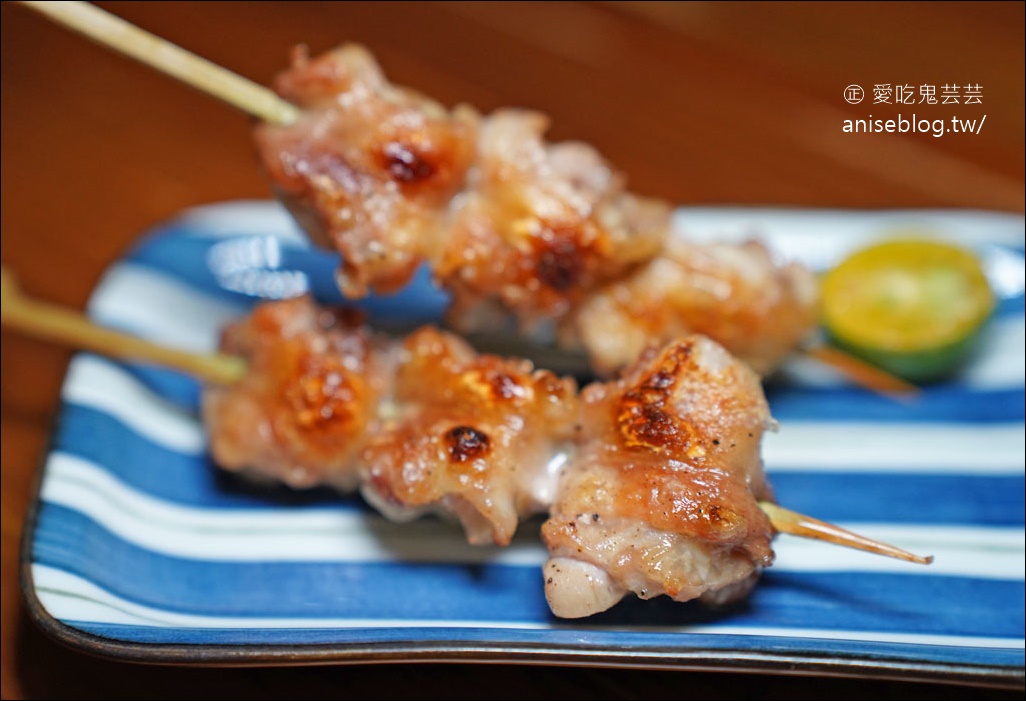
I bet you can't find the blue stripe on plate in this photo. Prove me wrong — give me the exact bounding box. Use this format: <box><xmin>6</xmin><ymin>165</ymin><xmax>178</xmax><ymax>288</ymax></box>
<box><xmin>769</xmin><ymin>473</ymin><xmax>1025</xmax><ymax>526</ymax></box>
<box><xmin>33</xmin><ymin>505</ymin><xmax>1025</xmax><ymax>640</ymax></box>
<box><xmin>51</xmin><ymin>622</ymin><xmax>1026</xmax><ymax>670</ymax></box>
<box><xmin>996</xmin><ymin>293</ymin><xmax>1024</xmax><ymax>317</ymax></box>
<box><xmin>33</xmin><ymin>504</ymin><xmax>549</xmax><ymax>620</ymax></box>
<box><xmin>52</xmin><ymin>401</ymin><xmax>1022</xmax><ymax>524</ymax></box>
<box><xmin>126</xmin><ymin>227</ymin><xmax>450</xmax><ymax>324</ymax></box>
<box><xmin>126</xmin><ymin>228</ymin><xmax>1026</xmax><ymax>322</ymax></box>
<box><xmin>765</xmin><ymin>385</ymin><xmax>1025</xmax><ymax>423</ymax></box>
<box><xmin>120</xmin><ymin>365</ymin><xmax>203</xmax><ymax>413</ymax></box>
<box><xmin>51</xmin><ymin>403</ymin><xmax>359</xmax><ymax>510</ymax></box>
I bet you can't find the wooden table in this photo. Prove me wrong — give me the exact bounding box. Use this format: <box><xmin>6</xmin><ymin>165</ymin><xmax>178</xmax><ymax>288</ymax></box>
<box><xmin>2</xmin><ymin>2</ymin><xmax>1022</xmax><ymax>698</ymax></box>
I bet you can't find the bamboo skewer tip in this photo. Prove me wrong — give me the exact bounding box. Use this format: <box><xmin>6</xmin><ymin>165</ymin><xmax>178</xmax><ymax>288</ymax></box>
<box><xmin>759</xmin><ymin>501</ymin><xmax>933</xmax><ymax>565</ymax></box>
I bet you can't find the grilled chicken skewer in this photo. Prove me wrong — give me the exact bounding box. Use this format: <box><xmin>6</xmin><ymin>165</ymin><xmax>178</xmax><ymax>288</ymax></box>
<box><xmin>17</xmin><ymin>1</ymin><xmax>918</xmax><ymax>397</ymax></box>
<box><xmin>1</xmin><ymin>273</ymin><xmax>932</xmax><ymax>616</ymax></box>
<box><xmin>253</xmin><ymin>44</ymin><xmax>818</xmax><ymax>378</ymax></box>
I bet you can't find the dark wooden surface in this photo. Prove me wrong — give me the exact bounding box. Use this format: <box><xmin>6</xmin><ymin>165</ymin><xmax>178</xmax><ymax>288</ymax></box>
<box><xmin>2</xmin><ymin>2</ymin><xmax>1023</xmax><ymax>698</ymax></box>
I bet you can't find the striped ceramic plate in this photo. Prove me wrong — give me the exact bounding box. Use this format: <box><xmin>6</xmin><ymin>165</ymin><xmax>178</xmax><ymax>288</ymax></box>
<box><xmin>21</xmin><ymin>202</ymin><xmax>1025</xmax><ymax>686</ymax></box>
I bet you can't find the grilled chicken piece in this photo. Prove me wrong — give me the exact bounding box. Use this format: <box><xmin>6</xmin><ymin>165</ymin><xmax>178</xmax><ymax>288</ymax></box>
<box><xmin>203</xmin><ymin>296</ymin><xmax>396</xmax><ymax>490</ymax></box>
<box><xmin>565</xmin><ymin>236</ymin><xmax>819</xmax><ymax>376</ymax></box>
<box><xmin>542</xmin><ymin>335</ymin><xmax>776</xmax><ymax>618</ymax></box>
<box><xmin>439</xmin><ymin>109</ymin><xmax>668</xmax><ymax>333</ymax></box>
<box><xmin>254</xmin><ymin>45</ymin><xmax>478</xmax><ymax>296</ymax></box>
<box><xmin>360</xmin><ymin>326</ymin><xmax>578</xmax><ymax>545</ymax></box>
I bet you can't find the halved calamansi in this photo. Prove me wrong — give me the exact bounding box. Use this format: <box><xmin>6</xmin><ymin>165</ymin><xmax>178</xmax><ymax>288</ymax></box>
<box><xmin>821</xmin><ymin>239</ymin><xmax>994</xmax><ymax>383</ymax></box>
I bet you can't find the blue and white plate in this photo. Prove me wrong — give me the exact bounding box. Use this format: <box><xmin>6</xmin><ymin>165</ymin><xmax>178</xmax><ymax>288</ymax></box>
<box><xmin>22</xmin><ymin>202</ymin><xmax>1025</xmax><ymax>686</ymax></box>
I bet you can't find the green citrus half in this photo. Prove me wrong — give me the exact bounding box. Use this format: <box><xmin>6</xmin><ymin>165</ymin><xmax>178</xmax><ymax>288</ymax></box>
<box><xmin>821</xmin><ymin>238</ymin><xmax>994</xmax><ymax>383</ymax></box>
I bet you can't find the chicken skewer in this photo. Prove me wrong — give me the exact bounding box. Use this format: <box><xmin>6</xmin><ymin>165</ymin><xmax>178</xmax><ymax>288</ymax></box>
<box><xmin>27</xmin><ymin>0</ymin><xmax>805</xmax><ymax>377</ymax></box>
<box><xmin>253</xmin><ymin>44</ymin><xmax>818</xmax><ymax>378</ymax></box>
<box><xmin>16</xmin><ymin>1</ymin><xmax>916</xmax><ymax>395</ymax></box>
<box><xmin>207</xmin><ymin>296</ymin><xmax>784</xmax><ymax>616</ymax></box>
<box><xmin>1</xmin><ymin>268</ymin><xmax>931</xmax><ymax>617</ymax></box>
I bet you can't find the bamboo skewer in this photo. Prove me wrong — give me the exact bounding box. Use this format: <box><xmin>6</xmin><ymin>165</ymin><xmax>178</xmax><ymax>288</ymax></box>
<box><xmin>1</xmin><ymin>265</ymin><xmax>932</xmax><ymax>566</ymax></box>
<box><xmin>0</xmin><ymin>267</ymin><xmax>246</xmax><ymax>386</ymax></box>
<box><xmin>803</xmin><ymin>344</ymin><xmax>920</xmax><ymax>398</ymax></box>
<box><xmin>759</xmin><ymin>501</ymin><xmax>932</xmax><ymax>564</ymax></box>
<box><xmin>17</xmin><ymin>0</ymin><xmax>299</xmax><ymax>125</ymax></box>
<box><xmin>18</xmin><ymin>1</ymin><xmax>920</xmax><ymax>400</ymax></box>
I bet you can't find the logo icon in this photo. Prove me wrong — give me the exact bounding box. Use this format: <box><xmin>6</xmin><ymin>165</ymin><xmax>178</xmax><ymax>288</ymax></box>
<box><xmin>844</xmin><ymin>85</ymin><xmax>865</xmax><ymax>104</ymax></box>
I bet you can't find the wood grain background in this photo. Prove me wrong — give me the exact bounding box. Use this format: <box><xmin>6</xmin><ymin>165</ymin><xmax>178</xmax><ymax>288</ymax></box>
<box><xmin>2</xmin><ymin>2</ymin><xmax>1022</xmax><ymax>698</ymax></box>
